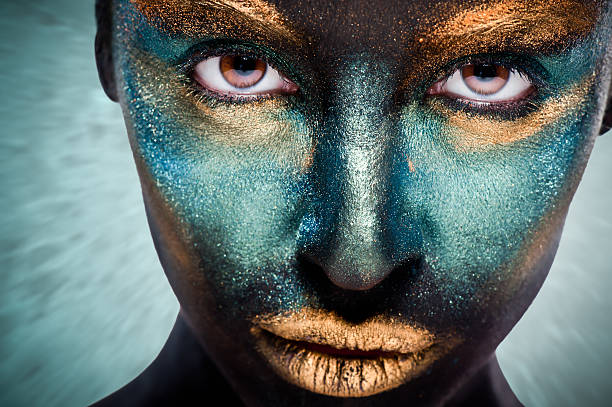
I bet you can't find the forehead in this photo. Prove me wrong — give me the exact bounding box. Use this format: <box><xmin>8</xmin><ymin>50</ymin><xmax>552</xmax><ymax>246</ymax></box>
<box><xmin>271</xmin><ymin>0</ymin><xmax>600</xmax><ymax>47</ymax></box>
<box><xmin>127</xmin><ymin>0</ymin><xmax>603</xmax><ymax>56</ymax></box>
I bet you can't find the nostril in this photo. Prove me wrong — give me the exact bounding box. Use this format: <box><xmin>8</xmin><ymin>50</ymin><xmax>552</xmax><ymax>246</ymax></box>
<box><xmin>298</xmin><ymin>247</ymin><xmax>396</xmax><ymax>291</ymax></box>
<box><xmin>295</xmin><ymin>252</ymin><xmax>422</xmax><ymax>322</ymax></box>
<box><xmin>323</xmin><ymin>261</ymin><xmax>394</xmax><ymax>291</ymax></box>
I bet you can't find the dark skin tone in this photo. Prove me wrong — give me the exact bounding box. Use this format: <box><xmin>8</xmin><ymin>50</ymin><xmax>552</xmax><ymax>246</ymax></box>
<box><xmin>93</xmin><ymin>0</ymin><xmax>612</xmax><ymax>405</ymax></box>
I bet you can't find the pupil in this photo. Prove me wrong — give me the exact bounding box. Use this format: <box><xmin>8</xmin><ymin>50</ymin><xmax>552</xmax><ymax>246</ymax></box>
<box><xmin>473</xmin><ymin>64</ymin><xmax>498</xmax><ymax>81</ymax></box>
<box><xmin>233</xmin><ymin>56</ymin><xmax>257</xmax><ymax>76</ymax></box>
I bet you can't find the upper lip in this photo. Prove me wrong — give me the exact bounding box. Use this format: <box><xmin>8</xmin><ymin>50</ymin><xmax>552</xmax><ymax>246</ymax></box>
<box><xmin>252</xmin><ymin>309</ymin><xmax>436</xmax><ymax>356</ymax></box>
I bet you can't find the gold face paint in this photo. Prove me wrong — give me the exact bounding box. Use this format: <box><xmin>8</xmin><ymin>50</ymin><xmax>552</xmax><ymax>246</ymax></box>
<box><xmin>432</xmin><ymin>75</ymin><xmax>595</xmax><ymax>151</ymax></box>
<box><xmin>403</xmin><ymin>0</ymin><xmax>599</xmax><ymax>86</ymax></box>
<box><xmin>111</xmin><ymin>0</ymin><xmax>612</xmax><ymax>403</ymax></box>
<box><xmin>430</xmin><ymin>0</ymin><xmax>597</xmax><ymax>46</ymax></box>
<box><xmin>251</xmin><ymin>309</ymin><xmax>461</xmax><ymax>397</ymax></box>
<box><xmin>130</xmin><ymin>0</ymin><xmax>300</xmax><ymax>45</ymax></box>
<box><xmin>124</xmin><ymin>47</ymin><xmax>313</xmax><ymax>169</ymax></box>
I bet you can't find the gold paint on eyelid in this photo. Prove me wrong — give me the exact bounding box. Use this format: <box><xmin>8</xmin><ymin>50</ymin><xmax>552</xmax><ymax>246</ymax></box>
<box><xmin>433</xmin><ymin>75</ymin><xmax>594</xmax><ymax>151</ymax></box>
<box><xmin>129</xmin><ymin>0</ymin><xmax>298</xmax><ymax>42</ymax></box>
<box><xmin>123</xmin><ymin>48</ymin><xmax>313</xmax><ymax>170</ymax></box>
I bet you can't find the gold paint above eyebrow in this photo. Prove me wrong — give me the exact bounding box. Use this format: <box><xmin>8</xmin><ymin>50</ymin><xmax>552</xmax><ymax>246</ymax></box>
<box><xmin>432</xmin><ymin>0</ymin><xmax>598</xmax><ymax>45</ymax></box>
<box><xmin>130</xmin><ymin>0</ymin><xmax>296</xmax><ymax>40</ymax></box>
<box><xmin>436</xmin><ymin>74</ymin><xmax>594</xmax><ymax>151</ymax></box>
<box><xmin>404</xmin><ymin>0</ymin><xmax>599</xmax><ymax>86</ymax></box>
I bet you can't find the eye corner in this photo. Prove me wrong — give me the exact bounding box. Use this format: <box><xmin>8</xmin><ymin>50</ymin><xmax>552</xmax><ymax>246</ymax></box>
<box><xmin>426</xmin><ymin>77</ymin><xmax>448</xmax><ymax>96</ymax></box>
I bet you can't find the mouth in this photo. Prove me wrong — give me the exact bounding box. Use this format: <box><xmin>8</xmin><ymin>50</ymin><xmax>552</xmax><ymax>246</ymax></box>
<box><xmin>251</xmin><ymin>309</ymin><xmax>459</xmax><ymax>397</ymax></box>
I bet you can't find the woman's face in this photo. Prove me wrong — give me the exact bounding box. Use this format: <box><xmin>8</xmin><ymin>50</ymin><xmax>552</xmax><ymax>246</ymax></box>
<box><xmin>108</xmin><ymin>0</ymin><xmax>611</xmax><ymax>404</ymax></box>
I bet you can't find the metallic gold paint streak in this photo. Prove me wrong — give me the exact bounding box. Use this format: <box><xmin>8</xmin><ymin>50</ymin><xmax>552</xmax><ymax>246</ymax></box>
<box><xmin>251</xmin><ymin>309</ymin><xmax>461</xmax><ymax>397</ymax></box>
<box><xmin>478</xmin><ymin>115</ymin><xmax>599</xmax><ymax>307</ymax></box>
<box><xmin>125</xmin><ymin>48</ymin><xmax>312</xmax><ymax>169</ymax></box>
<box><xmin>435</xmin><ymin>76</ymin><xmax>594</xmax><ymax>151</ymax></box>
<box><xmin>129</xmin><ymin>0</ymin><xmax>297</xmax><ymax>41</ymax></box>
<box><xmin>405</xmin><ymin>0</ymin><xmax>598</xmax><ymax>86</ymax></box>
<box><xmin>431</xmin><ymin>0</ymin><xmax>597</xmax><ymax>48</ymax></box>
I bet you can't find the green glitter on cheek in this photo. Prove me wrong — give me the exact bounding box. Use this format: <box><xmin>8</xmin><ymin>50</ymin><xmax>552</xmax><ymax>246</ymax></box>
<box><xmin>113</xmin><ymin>38</ymin><xmax>314</xmax><ymax>317</ymax></box>
<box><xmin>395</xmin><ymin>77</ymin><xmax>598</xmax><ymax>308</ymax></box>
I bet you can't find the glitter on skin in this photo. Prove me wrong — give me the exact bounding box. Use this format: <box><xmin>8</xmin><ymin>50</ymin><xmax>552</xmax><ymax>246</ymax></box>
<box><xmin>109</xmin><ymin>0</ymin><xmax>612</xmax><ymax>403</ymax></box>
<box><xmin>430</xmin><ymin>0</ymin><xmax>597</xmax><ymax>46</ymax></box>
<box><xmin>125</xmin><ymin>48</ymin><xmax>313</xmax><ymax>168</ymax></box>
<box><xmin>402</xmin><ymin>0</ymin><xmax>600</xmax><ymax>89</ymax></box>
<box><xmin>434</xmin><ymin>75</ymin><xmax>595</xmax><ymax>150</ymax></box>
<box><xmin>251</xmin><ymin>308</ymin><xmax>461</xmax><ymax>397</ymax></box>
<box><xmin>129</xmin><ymin>0</ymin><xmax>300</xmax><ymax>44</ymax></box>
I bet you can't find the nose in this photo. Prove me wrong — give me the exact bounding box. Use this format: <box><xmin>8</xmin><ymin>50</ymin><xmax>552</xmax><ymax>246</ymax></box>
<box><xmin>299</xmin><ymin>58</ymin><xmax>419</xmax><ymax>291</ymax></box>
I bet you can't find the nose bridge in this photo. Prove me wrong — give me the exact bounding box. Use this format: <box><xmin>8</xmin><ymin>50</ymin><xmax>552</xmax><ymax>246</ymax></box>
<box><xmin>305</xmin><ymin>58</ymin><xmax>396</xmax><ymax>290</ymax></box>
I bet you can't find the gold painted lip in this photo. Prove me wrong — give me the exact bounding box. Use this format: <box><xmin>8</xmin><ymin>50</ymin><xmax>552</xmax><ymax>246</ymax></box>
<box><xmin>251</xmin><ymin>310</ymin><xmax>460</xmax><ymax>397</ymax></box>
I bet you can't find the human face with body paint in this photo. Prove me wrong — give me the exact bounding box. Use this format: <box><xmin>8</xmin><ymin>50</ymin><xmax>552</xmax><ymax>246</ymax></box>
<box><xmin>95</xmin><ymin>0</ymin><xmax>612</xmax><ymax>405</ymax></box>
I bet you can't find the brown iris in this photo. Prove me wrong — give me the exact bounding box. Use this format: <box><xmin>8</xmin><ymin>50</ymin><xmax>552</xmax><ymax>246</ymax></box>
<box><xmin>220</xmin><ymin>55</ymin><xmax>267</xmax><ymax>89</ymax></box>
<box><xmin>461</xmin><ymin>64</ymin><xmax>510</xmax><ymax>95</ymax></box>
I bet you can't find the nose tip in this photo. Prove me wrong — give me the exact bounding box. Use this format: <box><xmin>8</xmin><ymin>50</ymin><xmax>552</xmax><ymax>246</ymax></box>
<box><xmin>318</xmin><ymin>246</ymin><xmax>394</xmax><ymax>291</ymax></box>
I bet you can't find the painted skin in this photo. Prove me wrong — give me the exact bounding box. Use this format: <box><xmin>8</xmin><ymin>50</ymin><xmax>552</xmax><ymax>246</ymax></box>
<box><xmin>94</xmin><ymin>0</ymin><xmax>612</xmax><ymax>405</ymax></box>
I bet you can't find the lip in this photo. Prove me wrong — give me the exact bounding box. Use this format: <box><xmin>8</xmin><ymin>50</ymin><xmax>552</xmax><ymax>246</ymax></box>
<box><xmin>251</xmin><ymin>309</ymin><xmax>460</xmax><ymax>397</ymax></box>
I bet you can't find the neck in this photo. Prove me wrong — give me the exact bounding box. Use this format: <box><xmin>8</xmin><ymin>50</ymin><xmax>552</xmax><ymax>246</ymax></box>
<box><xmin>91</xmin><ymin>314</ymin><xmax>241</xmax><ymax>406</ymax></box>
<box><xmin>445</xmin><ymin>355</ymin><xmax>523</xmax><ymax>407</ymax></box>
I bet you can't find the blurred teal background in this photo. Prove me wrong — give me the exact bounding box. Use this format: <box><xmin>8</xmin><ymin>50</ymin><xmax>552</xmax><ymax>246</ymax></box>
<box><xmin>0</xmin><ymin>1</ymin><xmax>610</xmax><ymax>406</ymax></box>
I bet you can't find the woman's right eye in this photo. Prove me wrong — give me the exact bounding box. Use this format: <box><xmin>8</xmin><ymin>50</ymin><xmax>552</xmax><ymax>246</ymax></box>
<box><xmin>193</xmin><ymin>55</ymin><xmax>299</xmax><ymax>99</ymax></box>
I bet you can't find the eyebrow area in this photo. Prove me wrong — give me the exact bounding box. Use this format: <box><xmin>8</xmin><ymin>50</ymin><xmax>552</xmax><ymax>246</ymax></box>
<box><xmin>425</xmin><ymin>0</ymin><xmax>598</xmax><ymax>51</ymax></box>
<box><xmin>397</xmin><ymin>0</ymin><xmax>600</xmax><ymax>86</ymax></box>
<box><xmin>129</xmin><ymin>0</ymin><xmax>299</xmax><ymax>45</ymax></box>
<box><xmin>129</xmin><ymin>0</ymin><xmax>601</xmax><ymax>94</ymax></box>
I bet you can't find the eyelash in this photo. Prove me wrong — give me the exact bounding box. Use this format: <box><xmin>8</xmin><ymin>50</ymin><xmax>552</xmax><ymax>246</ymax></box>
<box><xmin>424</xmin><ymin>56</ymin><xmax>547</xmax><ymax>115</ymax></box>
<box><xmin>183</xmin><ymin>49</ymin><xmax>547</xmax><ymax>115</ymax></box>
<box><xmin>180</xmin><ymin>46</ymin><xmax>298</xmax><ymax>104</ymax></box>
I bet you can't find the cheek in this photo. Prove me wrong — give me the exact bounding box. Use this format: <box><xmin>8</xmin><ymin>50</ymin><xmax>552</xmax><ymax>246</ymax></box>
<box><xmin>393</xmin><ymin>96</ymin><xmax>595</xmax><ymax>309</ymax></box>
<box><xmin>118</xmin><ymin>50</ymin><xmax>314</xmax><ymax>314</ymax></box>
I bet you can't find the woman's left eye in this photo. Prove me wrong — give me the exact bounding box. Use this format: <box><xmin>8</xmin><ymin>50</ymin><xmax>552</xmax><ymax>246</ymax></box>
<box><xmin>427</xmin><ymin>63</ymin><xmax>534</xmax><ymax>104</ymax></box>
<box><xmin>193</xmin><ymin>55</ymin><xmax>298</xmax><ymax>99</ymax></box>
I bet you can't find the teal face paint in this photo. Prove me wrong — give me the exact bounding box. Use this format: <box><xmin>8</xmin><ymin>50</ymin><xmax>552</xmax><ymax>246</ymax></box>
<box><xmin>106</xmin><ymin>0</ymin><xmax>612</xmax><ymax>404</ymax></box>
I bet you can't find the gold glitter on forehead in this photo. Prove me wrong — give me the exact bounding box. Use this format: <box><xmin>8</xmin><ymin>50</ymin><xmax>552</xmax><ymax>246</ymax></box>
<box><xmin>130</xmin><ymin>0</ymin><xmax>298</xmax><ymax>41</ymax></box>
<box><xmin>432</xmin><ymin>74</ymin><xmax>595</xmax><ymax>151</ymax></box>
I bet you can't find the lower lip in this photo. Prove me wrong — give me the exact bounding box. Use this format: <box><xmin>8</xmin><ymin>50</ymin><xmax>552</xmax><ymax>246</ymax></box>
<box><xmin>252</xmin><ymin>328</ymin><xmax>447</xmax><ymax>397</ymax></box>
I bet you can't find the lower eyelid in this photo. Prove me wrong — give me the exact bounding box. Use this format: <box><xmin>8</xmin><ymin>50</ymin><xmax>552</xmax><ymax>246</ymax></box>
<box><xmin>426</xmin><ymin>89</ymin><xmax>541</xmax><ymax>120</ymax></box>
<box><xmin>433</xmin><ymin>81</ymin><xmax>590</xmax><ymax>152</ymax></box>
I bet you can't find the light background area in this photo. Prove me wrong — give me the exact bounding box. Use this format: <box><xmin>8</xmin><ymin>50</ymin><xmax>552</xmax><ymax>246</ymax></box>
<box><xmin>0</xmin><ymin>1</ymin><xmax>610</xmax><ymax>406</ymax></box>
